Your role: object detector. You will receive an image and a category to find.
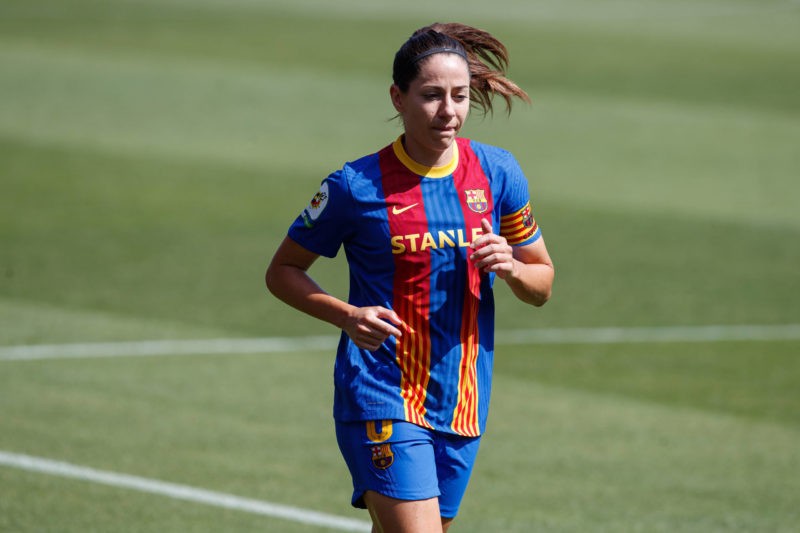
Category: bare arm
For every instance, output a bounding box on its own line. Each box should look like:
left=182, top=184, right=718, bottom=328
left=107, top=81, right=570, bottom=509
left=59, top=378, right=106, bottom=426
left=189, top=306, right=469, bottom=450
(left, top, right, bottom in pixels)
left=265, top=236, right=404, bottom=350
left=469, top=218, right=554, bottom=306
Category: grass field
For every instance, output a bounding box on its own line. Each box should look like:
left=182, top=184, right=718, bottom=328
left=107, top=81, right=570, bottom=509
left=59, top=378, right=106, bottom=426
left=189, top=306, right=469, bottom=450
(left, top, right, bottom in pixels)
left=1, top=0, right=799, bottom=531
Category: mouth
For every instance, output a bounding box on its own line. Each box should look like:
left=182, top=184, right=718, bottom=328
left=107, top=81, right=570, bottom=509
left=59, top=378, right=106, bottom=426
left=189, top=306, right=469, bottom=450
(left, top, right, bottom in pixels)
left=433, top=125, right=458, bottom=134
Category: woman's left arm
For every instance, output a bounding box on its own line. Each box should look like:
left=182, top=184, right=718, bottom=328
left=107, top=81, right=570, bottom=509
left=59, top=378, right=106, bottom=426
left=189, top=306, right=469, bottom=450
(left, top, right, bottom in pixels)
left=469, top=218, right=554, bottom=306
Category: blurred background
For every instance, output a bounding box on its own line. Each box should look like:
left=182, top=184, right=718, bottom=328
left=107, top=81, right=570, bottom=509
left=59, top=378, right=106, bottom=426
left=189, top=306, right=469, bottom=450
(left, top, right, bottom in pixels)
left=1, top=1, right=799, bottom=531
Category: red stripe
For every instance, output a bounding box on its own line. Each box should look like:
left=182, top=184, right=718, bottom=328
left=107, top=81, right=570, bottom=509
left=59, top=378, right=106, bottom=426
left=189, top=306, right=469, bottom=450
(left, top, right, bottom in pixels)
left=451, top=138, right=492, bottom=436
left=379, top=146, right=432, bottom=429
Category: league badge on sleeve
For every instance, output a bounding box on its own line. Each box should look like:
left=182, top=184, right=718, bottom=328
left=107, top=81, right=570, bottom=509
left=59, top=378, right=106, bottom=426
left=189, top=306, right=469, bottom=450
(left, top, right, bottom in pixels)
left=301, top=181, right=330, bottom=228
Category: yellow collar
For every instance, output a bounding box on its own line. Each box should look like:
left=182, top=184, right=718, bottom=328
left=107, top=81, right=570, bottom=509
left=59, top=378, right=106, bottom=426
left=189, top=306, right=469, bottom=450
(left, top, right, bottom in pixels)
left=392, top=136, right=459, bottom=178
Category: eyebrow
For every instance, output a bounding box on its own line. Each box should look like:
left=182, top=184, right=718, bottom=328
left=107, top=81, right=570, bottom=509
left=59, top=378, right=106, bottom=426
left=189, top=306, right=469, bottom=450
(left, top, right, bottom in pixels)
left=419, top=84, right=470, bottom=91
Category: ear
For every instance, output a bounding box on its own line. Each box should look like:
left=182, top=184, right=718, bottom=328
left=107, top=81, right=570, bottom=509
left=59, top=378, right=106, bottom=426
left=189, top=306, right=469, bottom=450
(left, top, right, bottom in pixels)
left=389, top=84, right=404, bottom=114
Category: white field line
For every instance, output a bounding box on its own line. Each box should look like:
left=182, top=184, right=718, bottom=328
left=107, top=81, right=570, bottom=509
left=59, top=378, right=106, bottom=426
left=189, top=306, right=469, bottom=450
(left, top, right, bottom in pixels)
left=1, top=325, right=799, bottom=362
left=0, top=451, right=371, bottom=532
left=498, top=324, right=800, bottom=345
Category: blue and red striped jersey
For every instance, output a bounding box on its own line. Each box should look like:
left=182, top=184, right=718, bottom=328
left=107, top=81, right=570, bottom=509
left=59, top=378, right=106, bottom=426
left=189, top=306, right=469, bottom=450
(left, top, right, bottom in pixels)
left=288, top=137, right=541, bottom=436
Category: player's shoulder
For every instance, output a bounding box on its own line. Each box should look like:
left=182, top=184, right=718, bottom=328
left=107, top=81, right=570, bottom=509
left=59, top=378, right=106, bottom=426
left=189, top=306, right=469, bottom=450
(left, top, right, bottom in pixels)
left=329, top=148, right=384, bottom=189
left=460, top=138, right=522, bottom=177
left=344, top=143, right=390, bottom=178
left=461, top=138, right=513, bottom=159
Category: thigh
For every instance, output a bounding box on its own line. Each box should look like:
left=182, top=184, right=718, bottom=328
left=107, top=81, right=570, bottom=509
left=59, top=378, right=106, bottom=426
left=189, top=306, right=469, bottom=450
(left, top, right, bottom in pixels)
left=363, top=491, right=443, bottom=533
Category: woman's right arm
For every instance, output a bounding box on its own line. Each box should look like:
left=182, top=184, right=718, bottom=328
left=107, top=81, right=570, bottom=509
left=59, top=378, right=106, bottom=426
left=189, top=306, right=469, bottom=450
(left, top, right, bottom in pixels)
left=265, top=236, right=403, bottom=351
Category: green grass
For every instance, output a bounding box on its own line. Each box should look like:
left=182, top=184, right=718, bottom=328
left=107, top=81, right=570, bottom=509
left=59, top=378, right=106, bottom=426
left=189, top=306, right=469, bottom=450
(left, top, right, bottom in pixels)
left=1, top=0, right=799, bottom=531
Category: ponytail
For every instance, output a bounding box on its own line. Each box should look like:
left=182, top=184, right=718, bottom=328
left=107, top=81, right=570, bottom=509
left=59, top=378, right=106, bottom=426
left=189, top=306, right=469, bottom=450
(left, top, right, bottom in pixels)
left=393, top=22, right=530, bottom=115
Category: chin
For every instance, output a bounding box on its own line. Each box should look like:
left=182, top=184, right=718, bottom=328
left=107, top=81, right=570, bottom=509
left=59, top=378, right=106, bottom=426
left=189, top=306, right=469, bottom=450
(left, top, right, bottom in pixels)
left=431, top=131, right=457, bottom=145
left=428, top=139, right=454, bottom=154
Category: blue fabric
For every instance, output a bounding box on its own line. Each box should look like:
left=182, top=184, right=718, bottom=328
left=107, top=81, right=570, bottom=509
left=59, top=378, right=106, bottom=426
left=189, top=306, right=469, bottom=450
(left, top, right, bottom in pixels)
left=335, top=419, right=481, bottom=518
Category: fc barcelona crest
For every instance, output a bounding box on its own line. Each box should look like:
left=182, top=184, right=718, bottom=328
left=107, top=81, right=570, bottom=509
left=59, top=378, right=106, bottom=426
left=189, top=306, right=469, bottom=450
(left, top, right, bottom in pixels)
left=371, top=444, right=394, bottom=470
left=465, top=189, right=488, bottom=213
left=522, top=205, right=534, bottom=228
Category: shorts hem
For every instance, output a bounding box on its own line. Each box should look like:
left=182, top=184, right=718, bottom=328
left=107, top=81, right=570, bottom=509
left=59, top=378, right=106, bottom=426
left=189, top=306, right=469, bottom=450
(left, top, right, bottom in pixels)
left=351, top=487, right=441, bottom=509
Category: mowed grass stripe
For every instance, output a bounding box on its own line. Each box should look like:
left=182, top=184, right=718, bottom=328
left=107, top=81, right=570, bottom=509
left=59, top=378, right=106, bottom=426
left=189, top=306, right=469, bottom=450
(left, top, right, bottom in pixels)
left=2, top=42, right=798, bottom=229
left=0, top=42, right=389, bottom=173
left=464, top=372, right=800, bottom=532
left=0, top=297, right=234, bottom=346
left=496, top=340, right=800, bottom=429
left=111, top=0, right=800, bottom=26
left=3, top=2, right=798, bottom=115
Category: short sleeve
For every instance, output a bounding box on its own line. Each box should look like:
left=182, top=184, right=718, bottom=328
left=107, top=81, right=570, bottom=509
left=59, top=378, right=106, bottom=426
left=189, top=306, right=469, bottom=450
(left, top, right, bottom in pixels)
left=287, top=169, right=355, bottom=258
left=496, top=152, right=541, bottom=247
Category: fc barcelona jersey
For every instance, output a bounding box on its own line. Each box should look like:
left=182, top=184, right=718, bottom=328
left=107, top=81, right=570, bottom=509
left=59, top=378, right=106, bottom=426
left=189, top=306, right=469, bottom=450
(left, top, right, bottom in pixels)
left=288, top=137, right=541, bottom=437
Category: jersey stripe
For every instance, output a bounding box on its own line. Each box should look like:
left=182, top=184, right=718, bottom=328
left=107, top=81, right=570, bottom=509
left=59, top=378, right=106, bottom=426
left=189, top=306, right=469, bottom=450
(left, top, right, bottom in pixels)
left=380, top=146, right=433, bottom=429
left=452, top=273, right=481, bottom=436
left=450, top=139, right=493, bottom=436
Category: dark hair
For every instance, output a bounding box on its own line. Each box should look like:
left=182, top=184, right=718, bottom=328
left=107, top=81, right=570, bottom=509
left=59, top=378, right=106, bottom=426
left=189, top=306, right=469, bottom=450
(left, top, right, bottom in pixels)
left=392, top=22, right=530, bottom=115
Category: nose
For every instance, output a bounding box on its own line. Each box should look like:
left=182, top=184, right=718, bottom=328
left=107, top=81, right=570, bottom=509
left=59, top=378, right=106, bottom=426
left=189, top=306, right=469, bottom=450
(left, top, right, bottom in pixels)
left=439, top=95, right=456, bottom=118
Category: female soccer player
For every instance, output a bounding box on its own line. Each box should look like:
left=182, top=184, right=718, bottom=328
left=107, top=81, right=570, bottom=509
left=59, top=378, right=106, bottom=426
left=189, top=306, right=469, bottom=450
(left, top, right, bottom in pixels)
left=266, top=22, right=554, bottom=533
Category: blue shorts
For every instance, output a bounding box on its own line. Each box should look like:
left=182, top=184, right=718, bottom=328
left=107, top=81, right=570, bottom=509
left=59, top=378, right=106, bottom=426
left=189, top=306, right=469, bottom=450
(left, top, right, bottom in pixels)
left=335, top=419, right=481, bottom=519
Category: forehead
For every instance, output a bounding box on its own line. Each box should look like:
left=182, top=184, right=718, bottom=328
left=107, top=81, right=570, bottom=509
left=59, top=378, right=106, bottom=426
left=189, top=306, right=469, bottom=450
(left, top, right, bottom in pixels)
left=413, top=53, right=470, bottom=86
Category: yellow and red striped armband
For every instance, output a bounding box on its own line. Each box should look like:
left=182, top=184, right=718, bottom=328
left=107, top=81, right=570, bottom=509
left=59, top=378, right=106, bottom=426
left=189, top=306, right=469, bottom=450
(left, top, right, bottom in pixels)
left=500, top=202, right=540, bottom=246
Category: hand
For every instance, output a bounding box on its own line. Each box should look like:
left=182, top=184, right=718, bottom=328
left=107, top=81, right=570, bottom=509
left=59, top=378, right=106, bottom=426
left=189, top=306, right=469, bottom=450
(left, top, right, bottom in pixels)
left=469, top=218, right=516, bottom=279
left=342, top=306, right=404, bottom=351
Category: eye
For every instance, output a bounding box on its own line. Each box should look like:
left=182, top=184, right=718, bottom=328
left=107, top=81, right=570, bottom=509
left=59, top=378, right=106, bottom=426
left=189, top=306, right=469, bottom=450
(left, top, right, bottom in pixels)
left=453, top=94, right=469, bottom=102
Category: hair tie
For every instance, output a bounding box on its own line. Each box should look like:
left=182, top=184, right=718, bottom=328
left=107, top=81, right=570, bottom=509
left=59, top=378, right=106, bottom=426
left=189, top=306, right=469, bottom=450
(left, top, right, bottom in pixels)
left=412, top=46, right=468, bottom=64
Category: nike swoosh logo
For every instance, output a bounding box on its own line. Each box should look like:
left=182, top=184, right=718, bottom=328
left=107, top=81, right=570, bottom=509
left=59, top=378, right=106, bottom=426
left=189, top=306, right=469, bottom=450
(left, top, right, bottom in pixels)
left=392, top=203, right=418, bottom=215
